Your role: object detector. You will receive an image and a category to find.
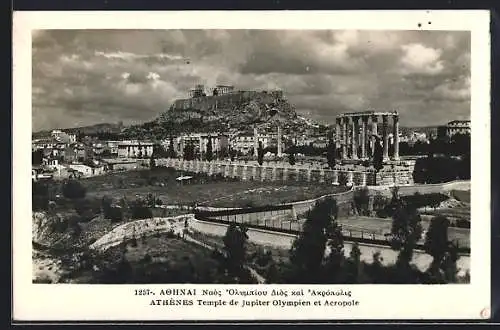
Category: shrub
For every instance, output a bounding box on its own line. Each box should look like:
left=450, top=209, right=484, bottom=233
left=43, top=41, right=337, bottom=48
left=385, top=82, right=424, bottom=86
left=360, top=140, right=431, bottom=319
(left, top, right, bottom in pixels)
left=130, top=199, right=153, bottom=219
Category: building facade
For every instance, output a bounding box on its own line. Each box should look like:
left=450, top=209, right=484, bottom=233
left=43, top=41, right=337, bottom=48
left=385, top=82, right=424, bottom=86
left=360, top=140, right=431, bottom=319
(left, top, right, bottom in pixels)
left=446, top=120, right=471, bottom=137
left=117, top=140, right=155, bottom=158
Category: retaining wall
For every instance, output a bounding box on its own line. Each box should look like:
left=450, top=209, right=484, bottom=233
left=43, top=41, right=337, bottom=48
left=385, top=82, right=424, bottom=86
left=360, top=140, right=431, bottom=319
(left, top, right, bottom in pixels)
left=156, top=158, right=413, bottom=186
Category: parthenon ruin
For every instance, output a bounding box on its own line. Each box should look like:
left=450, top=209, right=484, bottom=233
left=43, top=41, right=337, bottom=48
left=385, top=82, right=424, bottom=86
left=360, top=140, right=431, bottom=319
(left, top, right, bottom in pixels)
left=336, top=111, right=400, bottom=162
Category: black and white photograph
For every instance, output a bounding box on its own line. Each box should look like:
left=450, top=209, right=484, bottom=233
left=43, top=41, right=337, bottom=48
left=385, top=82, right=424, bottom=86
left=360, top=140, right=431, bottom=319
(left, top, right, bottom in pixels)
left=14, top=10, right=491, bottom=321
left=30, top=27, right=474, bottom=285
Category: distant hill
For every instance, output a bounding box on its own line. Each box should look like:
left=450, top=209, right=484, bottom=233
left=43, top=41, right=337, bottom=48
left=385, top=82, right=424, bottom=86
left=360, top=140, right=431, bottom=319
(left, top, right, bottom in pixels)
left=121, top=89, right=320, bottom=140
left=33, top=122, right=124, bottom=139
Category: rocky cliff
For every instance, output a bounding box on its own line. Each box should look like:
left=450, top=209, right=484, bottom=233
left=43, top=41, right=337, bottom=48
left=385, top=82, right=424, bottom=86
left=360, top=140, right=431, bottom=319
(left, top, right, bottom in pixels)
left=122, top=90, right=311, bottom=139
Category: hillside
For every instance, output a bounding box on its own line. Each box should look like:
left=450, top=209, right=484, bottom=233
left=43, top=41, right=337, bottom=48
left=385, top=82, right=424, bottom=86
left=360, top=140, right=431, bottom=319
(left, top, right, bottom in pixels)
left=33, top=122, right=124, bottom=139
left=121, top=90, right=315, bottom=139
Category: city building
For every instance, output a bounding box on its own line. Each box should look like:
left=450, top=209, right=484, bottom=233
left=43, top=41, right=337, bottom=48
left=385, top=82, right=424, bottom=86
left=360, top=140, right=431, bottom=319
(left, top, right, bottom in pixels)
left=446, top=120, right=471, bottom=137
left=51, top=129, right=77, bottom=144
left=117, top=140, right=155, bottom=158
left=177, top=133, right=230, bottom=157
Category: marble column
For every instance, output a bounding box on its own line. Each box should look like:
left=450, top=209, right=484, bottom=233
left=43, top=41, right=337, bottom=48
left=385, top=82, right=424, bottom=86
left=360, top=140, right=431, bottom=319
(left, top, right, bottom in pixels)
left=361, top=116, right=368, bottom=159
left=242, top=165, right=248, bottom=180
left=393, top=115, right=400, bottom=160
left=371, top=115, right=378, bottom=157
left=362, top=172, right=367, bottom=186
left=333, top=170, right=339, bottom=185
left=342, top=117, right=348, bottom=160
left=283, top=167, right=288, bottom=181
left=351, top=117, right=358, bottom=160
left=382, top=115, right=389, bottom=161
left=348, top=171, right=354, bottom=185
left=335, top=118, right=341, bottom=148
left=253, top=126, right=258, bottom=157
left=277, top=125, right=282, bottom=157
left=232, top=164, right=238, bottom=178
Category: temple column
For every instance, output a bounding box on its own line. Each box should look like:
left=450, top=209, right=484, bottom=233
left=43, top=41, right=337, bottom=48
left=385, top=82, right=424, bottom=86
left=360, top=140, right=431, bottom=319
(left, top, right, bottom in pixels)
left=335, top=118, right=341, bottom=149
left=393, top=114, right=400, bottom=160
left=277, top=125, right=282, bottom=157
left=371, top=115, right=378, bottom=157
left=283, top=167, right=288, bottom=181
left=361, top=116, right=368, bottom=159
left=351, top=117, right=358, bottom=160
left=242, top=165, right=248, bottom=180
left=253, top=126, right=258, bottom=157
left=342, top=117, right=348, bottom=160
left=382, top=115, right=389, bottom=161
left=348, top=171, right=354, bottom=185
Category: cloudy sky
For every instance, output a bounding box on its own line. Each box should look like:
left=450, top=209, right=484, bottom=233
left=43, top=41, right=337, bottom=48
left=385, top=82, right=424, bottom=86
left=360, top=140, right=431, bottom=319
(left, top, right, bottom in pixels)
left=32, top=29, right=470, bottom=131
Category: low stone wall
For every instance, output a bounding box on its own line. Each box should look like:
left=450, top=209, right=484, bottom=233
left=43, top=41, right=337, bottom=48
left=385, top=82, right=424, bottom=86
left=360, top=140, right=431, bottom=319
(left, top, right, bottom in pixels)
left=367, top=180, right=471, bottom=198
left=89, top=215, right=192, bottom=251
left=155, top=158, right=413, bottom=186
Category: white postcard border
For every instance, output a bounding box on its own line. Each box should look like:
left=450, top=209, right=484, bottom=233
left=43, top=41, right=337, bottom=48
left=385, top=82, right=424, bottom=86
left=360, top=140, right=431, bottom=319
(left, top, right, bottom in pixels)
left=13, top=10, right=491, bottom=321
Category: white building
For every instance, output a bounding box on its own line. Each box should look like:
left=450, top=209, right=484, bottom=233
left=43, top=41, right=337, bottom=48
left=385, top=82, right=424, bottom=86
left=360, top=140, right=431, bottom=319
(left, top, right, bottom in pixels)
left=446, top=120, right=471, bottom=137
left=177, top=133, right=229, bottom=157
left=117, top=140, right=155, bottom=158
left=230, top=133, right=271, bottom=155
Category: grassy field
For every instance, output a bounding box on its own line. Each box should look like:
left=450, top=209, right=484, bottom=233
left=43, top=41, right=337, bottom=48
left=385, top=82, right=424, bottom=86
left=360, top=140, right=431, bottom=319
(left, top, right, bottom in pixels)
left=81, top=167, right=348, bottom=208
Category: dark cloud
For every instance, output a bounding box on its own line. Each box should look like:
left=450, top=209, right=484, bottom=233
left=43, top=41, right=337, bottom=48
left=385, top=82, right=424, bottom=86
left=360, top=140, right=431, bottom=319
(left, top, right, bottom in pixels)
left=32, top=29, right=470, bottom=131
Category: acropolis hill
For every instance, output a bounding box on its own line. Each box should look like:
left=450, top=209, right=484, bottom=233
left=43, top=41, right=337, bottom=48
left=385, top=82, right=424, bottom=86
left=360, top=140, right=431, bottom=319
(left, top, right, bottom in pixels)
left=155, top=84, right=300, bottom=134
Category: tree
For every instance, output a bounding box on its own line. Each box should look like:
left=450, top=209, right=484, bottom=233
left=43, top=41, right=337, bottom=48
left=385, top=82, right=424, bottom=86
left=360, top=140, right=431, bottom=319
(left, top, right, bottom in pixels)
left=167, top=136, right=176, bottom=158
left=289, top=198, right=338, bottom=283
left=345, top=243, right=362, bottom=283
left=62, top=179, right=86, bottom=199
left=326, top=137, right=336, bottom=169
left=424, top=215, right=450, bottom=273
left=442, top=242, right=460, bottom=283
left=322, top=207, right=345, bottom=283
left=222, top=223, right=249, bottom=279
left=183, top=142, right=195, bottom=161
left=149, top=153, right=156, bottom=169
left=288, top=145, right=296, bottom=166
left=206, top=136, right=213, bottom=162
left=372, top=136, right=384, bottom=172
left=389, top=195, right=423, bottom=282
left=32, top=150, right=44, bottom=165
left=257, top=141, right=264, bottom=166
